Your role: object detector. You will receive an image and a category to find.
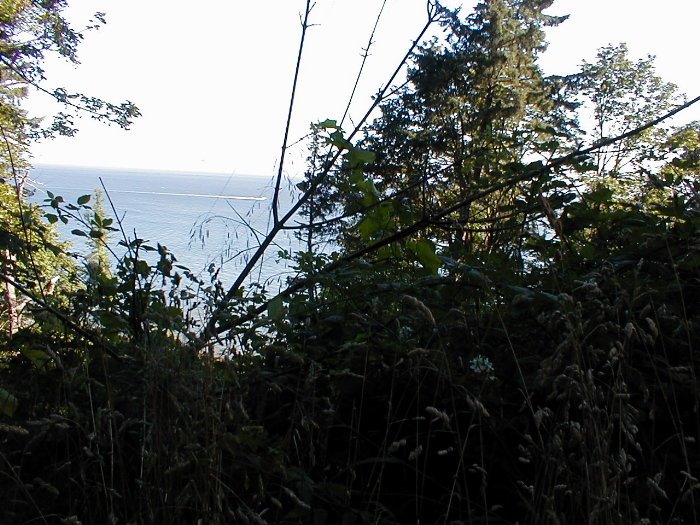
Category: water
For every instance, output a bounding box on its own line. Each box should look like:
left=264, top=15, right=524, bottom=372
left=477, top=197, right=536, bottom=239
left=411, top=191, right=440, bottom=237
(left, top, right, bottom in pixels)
left=27, top=165, right=305, bottom=290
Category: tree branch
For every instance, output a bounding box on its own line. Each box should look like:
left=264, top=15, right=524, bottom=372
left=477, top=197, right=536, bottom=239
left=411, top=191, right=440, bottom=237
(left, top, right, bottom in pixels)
left=196, top=4, right=444, bottom=346
left=272, top=0, right=314, bottom=225
left=205, top=93, right=700, bottom=340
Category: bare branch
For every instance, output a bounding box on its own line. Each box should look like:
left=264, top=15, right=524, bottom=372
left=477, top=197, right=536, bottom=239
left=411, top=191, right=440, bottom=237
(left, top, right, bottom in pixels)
left=339, top=0, right=389, bottom=128
left=272, top=0, right=314, bottom=225
left=197, top=5, right=443, bottom=346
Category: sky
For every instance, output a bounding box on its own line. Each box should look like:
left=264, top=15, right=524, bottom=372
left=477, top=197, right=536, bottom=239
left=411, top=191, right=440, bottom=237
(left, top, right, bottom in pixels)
left=24, top=0, right=700, bottom=176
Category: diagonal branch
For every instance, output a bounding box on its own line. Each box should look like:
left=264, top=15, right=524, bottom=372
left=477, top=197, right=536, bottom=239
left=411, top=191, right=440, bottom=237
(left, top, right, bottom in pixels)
left=204, top=93, right=700, bottom=340
left=197, top=2, right=445, bottom=345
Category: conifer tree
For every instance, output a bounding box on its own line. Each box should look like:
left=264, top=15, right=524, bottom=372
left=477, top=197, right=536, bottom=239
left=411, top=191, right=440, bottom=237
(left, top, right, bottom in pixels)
left=85, top=188, right=112, bottom=279
left=354, top=0, right=571, bottom=263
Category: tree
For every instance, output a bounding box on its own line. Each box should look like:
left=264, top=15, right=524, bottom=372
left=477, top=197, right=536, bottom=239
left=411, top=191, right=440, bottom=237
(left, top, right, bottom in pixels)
left=569, top=44, right=682, bottom=200
left=84, top=188, right=112, bottom=278
left=0, top=0, right=139, bottom=334
left=0, top=180, right=75, bottom=334
left=647, top=121, right=700, bottom=212
left=349, top=0, right=572, bottom=266
left=0, top=0, right=139, bottom=139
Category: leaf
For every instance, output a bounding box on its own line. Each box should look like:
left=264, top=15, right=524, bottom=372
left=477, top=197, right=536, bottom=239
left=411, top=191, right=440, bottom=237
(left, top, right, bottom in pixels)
left=77, top=194, right=91, bottom=205
left=0, top=387, right=18, bottom=417
left=267, top=296, right=284, bottom=320
left=317, top=119, right=338, bottom=129
left=354, top=178, right=379, bottom=201
left=45, top=213, right=58, bottom=224
left=585, top=186, right=614, bottom=205
left=346, top=146, right=376, bottom=168
left=20, top=347, right=51, bottom=368
left=135, top=260, right=151, bottom=276
left=408, top=239, right=441, bottom=274
left=70, top=229, right=88, bottom=237
left=357, top=216, right=379, bottom=240
left=328, top=130, right=349, bottom=150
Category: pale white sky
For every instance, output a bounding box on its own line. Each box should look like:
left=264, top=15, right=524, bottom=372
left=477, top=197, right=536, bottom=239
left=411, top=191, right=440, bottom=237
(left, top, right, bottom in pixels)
left=25, top=0, right=700, bottom=176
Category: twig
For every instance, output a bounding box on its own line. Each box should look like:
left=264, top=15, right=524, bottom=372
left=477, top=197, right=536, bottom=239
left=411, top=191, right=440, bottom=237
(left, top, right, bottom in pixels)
left=0, top=56, right=138, bottom=129
left=272, top=0, right=314, bottom=225
left=338, top=0, right=389, bottom=129
left=0, top=125, right=50, bottom=305
left=99, top=177, right=132, bottom=254
left=281, top=165, right=450, bottom=231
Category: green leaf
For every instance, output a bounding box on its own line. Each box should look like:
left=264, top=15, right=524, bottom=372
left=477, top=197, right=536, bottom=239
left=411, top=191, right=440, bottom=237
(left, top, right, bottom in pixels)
left=267, top=296, right=284, bottom=320
left=0, top=387, right=18, bottom=417
left=346, top=146, right=376, bottom=168
left=354, top=178, right=379, bottom=200
left=408, top=239, right=441, bottom=274
left=20, top=347, right=51, bottom=368
left=328, top=130, right=349, bottom=150
left=317, top=119, right=338, bottom=129
left=77, top=194, right=91, bottom=205
left=135, top=260, right=151, bottom=276
left=358, top=216, right=379, bottom=240
left=45, top=213, right=58, bottom=224
left=585, top=186, right=614, bottom=205
left=71, top=229, right=88, bottom=237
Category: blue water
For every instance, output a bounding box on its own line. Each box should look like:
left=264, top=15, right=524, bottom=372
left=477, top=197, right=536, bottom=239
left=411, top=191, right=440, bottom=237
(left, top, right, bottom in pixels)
left=28, top=165, right=305, bottom=289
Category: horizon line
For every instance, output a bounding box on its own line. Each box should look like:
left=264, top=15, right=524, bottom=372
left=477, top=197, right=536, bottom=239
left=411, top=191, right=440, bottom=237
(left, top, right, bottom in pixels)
left=31, top=162, right=276, bottom=178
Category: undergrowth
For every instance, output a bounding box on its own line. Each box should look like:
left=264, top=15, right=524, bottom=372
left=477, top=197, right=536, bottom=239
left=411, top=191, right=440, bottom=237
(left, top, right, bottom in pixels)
left=1, top=203, right=699, bottom=524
